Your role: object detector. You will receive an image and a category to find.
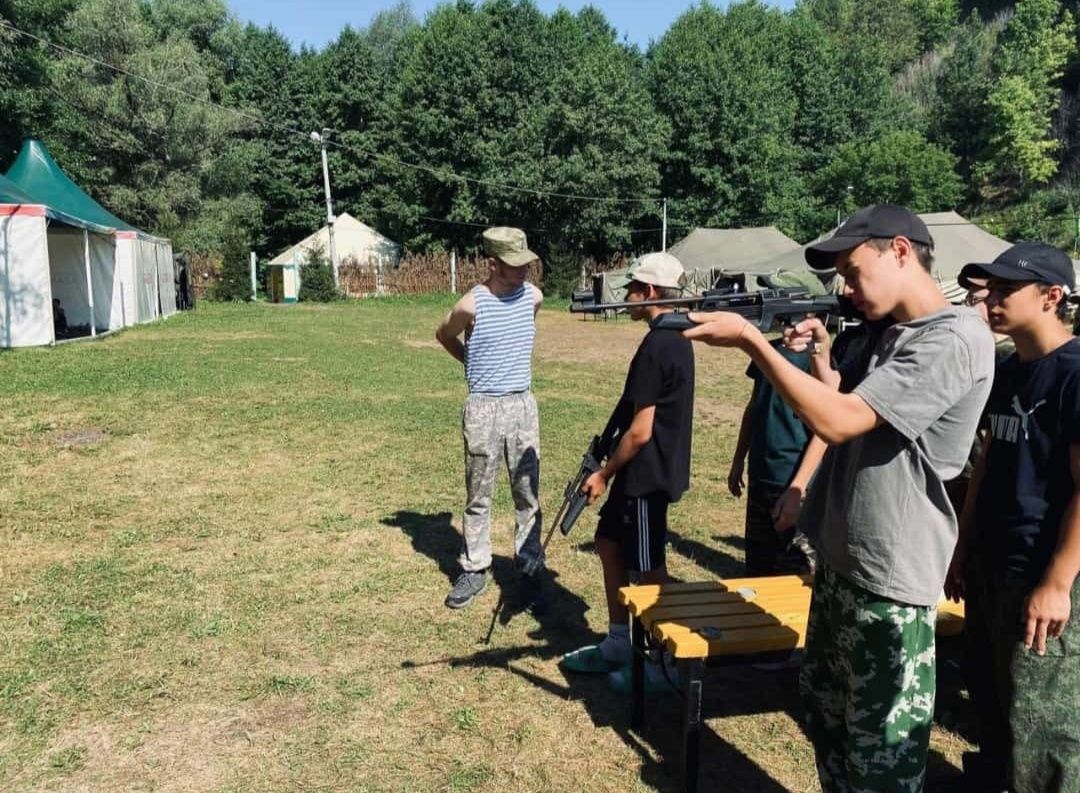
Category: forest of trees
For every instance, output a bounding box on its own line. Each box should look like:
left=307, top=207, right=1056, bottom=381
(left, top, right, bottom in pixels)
left=2, top=0, right=1080, bottom=274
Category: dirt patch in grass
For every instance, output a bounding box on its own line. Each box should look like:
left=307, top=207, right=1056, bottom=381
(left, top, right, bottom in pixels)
left=30, top=700, right=308, bottom=793
left=49, top=427, right=108, bottom=448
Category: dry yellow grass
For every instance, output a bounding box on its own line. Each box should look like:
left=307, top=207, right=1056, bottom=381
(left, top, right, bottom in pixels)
left=0, top=299, right=973, bottom=792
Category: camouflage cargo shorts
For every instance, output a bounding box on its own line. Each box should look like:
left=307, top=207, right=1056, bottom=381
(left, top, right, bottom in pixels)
left=799, top=563, right=937, bottom=793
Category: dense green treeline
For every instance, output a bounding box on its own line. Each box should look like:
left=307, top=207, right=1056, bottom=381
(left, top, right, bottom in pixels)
left=2, top=0, right=1080, bottom=264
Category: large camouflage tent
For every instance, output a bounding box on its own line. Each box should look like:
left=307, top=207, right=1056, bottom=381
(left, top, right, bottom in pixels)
left=748, top=211, right=1046, bottom=302
left=593, top=225, right=801, bottom=304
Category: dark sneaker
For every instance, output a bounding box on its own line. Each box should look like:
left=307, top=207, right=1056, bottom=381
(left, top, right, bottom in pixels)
left=520, top=571, right=548, bottom=615
left=445, top=570, right=487, bottom=609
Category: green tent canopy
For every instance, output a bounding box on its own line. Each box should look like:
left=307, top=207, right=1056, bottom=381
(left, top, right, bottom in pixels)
left=5, top=140, right=139, bottom=233
left=0, top=173, right=38, bottom=205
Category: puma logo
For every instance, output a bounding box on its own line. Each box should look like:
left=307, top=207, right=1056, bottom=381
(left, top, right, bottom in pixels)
left=1011, top=396, right=1046, bottom=440
left=988, top=397, right=1046, bottom=443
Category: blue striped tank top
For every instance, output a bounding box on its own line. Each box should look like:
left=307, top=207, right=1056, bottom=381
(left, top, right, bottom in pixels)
left=465, top=284, right=536, bottom=395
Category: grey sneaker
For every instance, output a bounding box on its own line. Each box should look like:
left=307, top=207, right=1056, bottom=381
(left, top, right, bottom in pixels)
left=445, top=570, right=487, bottom=609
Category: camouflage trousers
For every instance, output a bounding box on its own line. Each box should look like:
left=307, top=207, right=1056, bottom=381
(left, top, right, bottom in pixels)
left=800, top=563, right=937, bottom=793
left=964, top=552, right=1080, bottom=793
left=459, top=392, right=543, bottom=573
left=744, top=482, right=817, bottom=576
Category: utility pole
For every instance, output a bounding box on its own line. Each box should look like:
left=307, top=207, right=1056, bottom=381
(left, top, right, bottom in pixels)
left=310, top=128, right=339, bottom=288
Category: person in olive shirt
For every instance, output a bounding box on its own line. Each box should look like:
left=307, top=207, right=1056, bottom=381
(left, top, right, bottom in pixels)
left=729, top=340, right=818, bottom=575
left=559, top=253, right=695, bottom=689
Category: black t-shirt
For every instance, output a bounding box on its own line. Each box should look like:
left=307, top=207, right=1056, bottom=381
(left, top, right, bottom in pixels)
left=975, top=337, right=1080, bottom=581
left=613, top=325, right=695, bottom=501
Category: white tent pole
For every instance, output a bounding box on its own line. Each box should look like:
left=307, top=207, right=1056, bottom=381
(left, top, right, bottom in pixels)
left=153, top=244, right=161, bottom=318
left=84, top=229, right=96, bottom=337
left=450, top=249, right=457, bottom=293
left=250, top=251, right=257, bottom=301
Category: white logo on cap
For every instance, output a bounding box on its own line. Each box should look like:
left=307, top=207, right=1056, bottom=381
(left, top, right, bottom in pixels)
left=1017, top=259, right=1030, bottom=268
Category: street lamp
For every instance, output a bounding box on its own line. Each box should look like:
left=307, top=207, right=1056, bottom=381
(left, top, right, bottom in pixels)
left=310, top=128, right=339, bottom=288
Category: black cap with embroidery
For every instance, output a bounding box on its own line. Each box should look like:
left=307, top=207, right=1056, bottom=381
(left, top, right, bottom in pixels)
left=958, top=241, right=1075, bottom=296
left=805, top=204, right=934, bottom=270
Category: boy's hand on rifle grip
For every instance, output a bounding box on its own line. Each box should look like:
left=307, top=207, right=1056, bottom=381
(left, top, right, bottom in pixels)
left=783, top=317, right=828, bottom=354
left=581, top=471, right=609, bottom=505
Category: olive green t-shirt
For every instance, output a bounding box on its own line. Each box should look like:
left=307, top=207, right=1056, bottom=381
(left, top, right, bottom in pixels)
left=799, top=308, right=995, bottom=606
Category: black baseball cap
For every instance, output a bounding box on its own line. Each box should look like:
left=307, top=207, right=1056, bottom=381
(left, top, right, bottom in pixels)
left=805, top=204, right=934, bottom=270
left=958, top=241, right=1075, bottom=295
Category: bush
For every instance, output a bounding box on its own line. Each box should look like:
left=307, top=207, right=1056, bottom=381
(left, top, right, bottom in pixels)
left=298, top=242, right=341, bottom=302
left=213, top=231, right=251, bottom=302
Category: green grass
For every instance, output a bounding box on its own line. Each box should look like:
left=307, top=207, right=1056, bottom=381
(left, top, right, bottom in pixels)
left=0, top=300, right=970, bottom=792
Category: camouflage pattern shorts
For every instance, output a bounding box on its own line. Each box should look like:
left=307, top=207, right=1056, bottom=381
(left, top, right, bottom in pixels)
left=800, top=563, right=937, bottom=793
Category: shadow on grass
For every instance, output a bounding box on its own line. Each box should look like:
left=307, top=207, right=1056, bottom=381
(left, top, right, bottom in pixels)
left=382, top=509, right=593, bottom=655
left=666, top=528, right=745, bottom=579
left=386, top=510, right=967, bottom=791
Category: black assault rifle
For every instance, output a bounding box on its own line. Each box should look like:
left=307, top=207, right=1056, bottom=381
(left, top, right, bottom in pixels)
left=540, top=401, right=631, bottom=553
left=571, top=285, right=861, bottom=332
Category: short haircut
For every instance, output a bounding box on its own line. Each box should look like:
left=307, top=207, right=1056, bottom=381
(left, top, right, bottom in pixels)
left=655, top=285, right=683, bottom=300
left=1039, top=284, right=1072, bottom=322
left=866, top=236, right=934, bottom=273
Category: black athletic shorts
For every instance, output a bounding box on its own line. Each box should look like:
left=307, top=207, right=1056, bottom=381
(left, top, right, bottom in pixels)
left=595, top=489, right=669, bottom=573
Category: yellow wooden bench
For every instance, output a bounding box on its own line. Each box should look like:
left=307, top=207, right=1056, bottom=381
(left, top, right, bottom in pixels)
left=618, top=574, right=965, bottom=793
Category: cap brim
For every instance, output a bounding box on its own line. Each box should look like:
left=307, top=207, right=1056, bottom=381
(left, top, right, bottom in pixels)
left=957, top=261, right=1034, bottom=290
left=495, top=249, right=539, bottom=267
left=804, top=235, right=868, bottom=270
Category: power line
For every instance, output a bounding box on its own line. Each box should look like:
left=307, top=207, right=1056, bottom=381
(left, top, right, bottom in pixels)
left=0, top=18, right=662, bottom=206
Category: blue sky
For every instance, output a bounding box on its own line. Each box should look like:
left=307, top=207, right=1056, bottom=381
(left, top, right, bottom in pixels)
left=227, top=0, right=798, bottom=50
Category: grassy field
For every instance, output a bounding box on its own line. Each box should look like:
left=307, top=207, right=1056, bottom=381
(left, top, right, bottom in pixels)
left=0, top=299, right=973, bottom=792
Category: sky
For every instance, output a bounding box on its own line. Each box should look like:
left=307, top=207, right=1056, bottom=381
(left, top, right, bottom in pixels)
left=227, top=0, right=798, bottom=51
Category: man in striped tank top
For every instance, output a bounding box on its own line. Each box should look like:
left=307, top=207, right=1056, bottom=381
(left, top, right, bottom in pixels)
left=436, top=227, right=546, bottom=611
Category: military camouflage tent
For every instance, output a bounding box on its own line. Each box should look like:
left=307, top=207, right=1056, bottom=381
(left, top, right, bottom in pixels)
left=591, top=226, right=802, bottom=305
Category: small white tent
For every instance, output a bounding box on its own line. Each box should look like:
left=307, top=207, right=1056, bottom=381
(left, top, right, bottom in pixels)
left=268, top=213, right=400, bottom=301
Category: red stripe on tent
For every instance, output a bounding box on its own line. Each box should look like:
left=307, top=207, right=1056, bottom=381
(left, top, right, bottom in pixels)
left=0, top=204, right=46, bottom=217
left=116, top=231, right=138, bottom=239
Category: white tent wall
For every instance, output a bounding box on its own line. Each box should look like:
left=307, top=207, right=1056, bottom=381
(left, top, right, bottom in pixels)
left=88, top=233, right=115, bottom=331
left=134, top=238, right=158, bottom=322
left=154, top=240, right=177, bottom=316
left=47, top=227, right=92, bottom=327
left=0, top=212, right=53, bottom=348
left=114, top=235, right=137, bottom=328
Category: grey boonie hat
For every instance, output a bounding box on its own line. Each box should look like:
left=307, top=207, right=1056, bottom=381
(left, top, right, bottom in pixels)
left=482, top=226, right=539, bottom=267
left=612, top=252, right=687, bottom=290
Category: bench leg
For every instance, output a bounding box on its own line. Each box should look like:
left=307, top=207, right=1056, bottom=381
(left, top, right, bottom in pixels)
left=630, top=614, right=646, bottom=729
left=679, top=658, right=705, bottom=793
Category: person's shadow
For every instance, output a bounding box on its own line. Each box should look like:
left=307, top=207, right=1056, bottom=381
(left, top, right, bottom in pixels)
left=384, top=509, right=803, bottom=791
left=383, top=510, right=968, bottom=791
left=382, top=510, right=593, bottom=654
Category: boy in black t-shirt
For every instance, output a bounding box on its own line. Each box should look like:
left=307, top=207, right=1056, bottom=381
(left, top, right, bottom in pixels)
left=946, top=243, right=1080, bottom=793
left=559, top=253, right=695, bottom=687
